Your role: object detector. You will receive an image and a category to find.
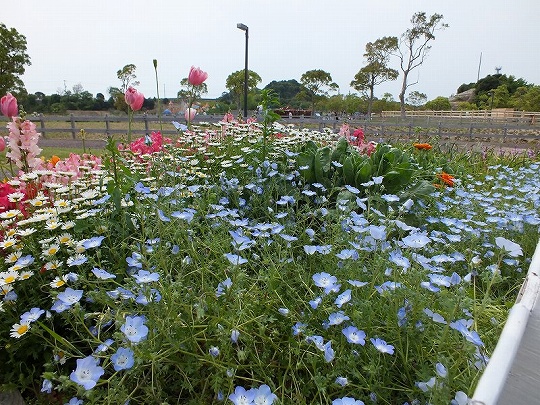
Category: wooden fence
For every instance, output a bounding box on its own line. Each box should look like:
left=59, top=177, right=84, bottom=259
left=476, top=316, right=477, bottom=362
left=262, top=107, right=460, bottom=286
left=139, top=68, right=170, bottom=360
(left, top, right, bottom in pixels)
left=26, top=113, right=540, bottom=146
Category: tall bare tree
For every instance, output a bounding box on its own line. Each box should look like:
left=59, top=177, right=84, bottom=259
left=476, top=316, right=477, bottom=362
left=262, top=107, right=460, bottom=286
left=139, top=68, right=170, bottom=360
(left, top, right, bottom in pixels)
left=394, top=12, right=447, bottom=117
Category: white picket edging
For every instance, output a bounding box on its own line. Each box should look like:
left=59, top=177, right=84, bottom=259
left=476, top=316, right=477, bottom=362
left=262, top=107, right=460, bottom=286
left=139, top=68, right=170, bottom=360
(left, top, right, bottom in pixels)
left=471, top=240, right=540, bottom=405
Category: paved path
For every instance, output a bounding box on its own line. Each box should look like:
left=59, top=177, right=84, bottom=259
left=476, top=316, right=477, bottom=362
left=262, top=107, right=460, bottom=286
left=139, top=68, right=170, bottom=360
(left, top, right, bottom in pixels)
left=497, top=294, right=540, bottom=404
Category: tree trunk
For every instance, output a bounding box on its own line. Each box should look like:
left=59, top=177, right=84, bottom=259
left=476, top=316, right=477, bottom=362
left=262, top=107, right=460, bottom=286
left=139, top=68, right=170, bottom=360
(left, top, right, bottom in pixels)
left=399, top=71, right=409, bottom=119
left=367, top=81, right=375, bottom=120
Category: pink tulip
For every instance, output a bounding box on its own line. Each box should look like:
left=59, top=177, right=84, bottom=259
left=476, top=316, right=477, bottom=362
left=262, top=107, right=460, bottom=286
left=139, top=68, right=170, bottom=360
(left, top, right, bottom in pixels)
left=185, top=108, right=197, bottom=122
left=1, top=93, right=18, bottom=118
left=0, top=137, right=5, bottom=152
left=124, top=87, right=145, bottom=111
left=188, top=66, right=208, bottom=86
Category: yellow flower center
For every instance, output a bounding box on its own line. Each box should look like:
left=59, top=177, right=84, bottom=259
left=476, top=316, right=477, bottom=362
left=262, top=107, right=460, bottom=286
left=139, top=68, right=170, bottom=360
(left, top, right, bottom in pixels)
left=17, top=324, right=29, bottom=335
left=5, top=276, right=16, bottom=284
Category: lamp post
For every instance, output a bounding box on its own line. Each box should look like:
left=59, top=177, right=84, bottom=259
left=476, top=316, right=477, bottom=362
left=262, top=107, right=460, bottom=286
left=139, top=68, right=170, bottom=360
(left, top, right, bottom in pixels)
left=237, top=23, right=249, bottom=119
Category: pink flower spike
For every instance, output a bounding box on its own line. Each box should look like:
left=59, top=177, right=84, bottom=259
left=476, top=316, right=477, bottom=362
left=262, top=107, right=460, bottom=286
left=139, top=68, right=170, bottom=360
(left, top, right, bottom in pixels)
left=124, top=87, right=145, bottom=111
left=188, top=66, right=208, bottom=86
left=1, top=93, right=18, bottom=118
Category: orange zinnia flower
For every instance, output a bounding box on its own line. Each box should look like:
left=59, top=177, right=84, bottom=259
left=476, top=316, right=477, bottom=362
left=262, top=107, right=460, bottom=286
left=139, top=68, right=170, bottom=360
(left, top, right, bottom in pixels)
left=50, top=155, right=61, bottom=167
left=413, top=143, right=432, bottom=150
left=437, top=172, right=455, bottom=187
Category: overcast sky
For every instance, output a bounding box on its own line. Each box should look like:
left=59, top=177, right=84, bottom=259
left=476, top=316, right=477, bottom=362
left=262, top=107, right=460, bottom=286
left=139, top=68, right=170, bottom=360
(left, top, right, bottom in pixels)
left=3, top=0, right=539, bottom=102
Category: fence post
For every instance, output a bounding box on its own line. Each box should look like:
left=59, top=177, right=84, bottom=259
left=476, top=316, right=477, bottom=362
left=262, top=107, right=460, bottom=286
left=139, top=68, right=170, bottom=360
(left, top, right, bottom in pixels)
left=503, top=123, right=508, bottom=143
left=39, top=114, right=46, bottom=139
left=105, top=115, right=110, bottom=137
left=70, top=114, right=76, bottom=139
left=144, top=113, right=149, bottom=135
left=469, top=123, right=474, bottom=139
left=437, top=121, right=442, bottom=138
left=408, top=123, right=412, bottom=139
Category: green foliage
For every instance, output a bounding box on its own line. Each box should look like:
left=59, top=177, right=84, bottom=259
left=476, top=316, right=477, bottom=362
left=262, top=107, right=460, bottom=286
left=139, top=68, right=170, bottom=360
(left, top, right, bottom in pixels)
left=225, top=69, right=262, bottom=110
left=263, top=79, right=305, bottom=107
left=425, top=96, right=452, bottom=111
left=300, top=69, right=339, bottom=112
left=0, top=23, right=31, bottom=95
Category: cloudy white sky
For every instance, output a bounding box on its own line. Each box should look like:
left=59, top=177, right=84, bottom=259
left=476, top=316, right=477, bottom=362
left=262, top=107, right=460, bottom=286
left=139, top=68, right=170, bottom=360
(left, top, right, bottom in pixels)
left=3, top=0, right=539, bottom=102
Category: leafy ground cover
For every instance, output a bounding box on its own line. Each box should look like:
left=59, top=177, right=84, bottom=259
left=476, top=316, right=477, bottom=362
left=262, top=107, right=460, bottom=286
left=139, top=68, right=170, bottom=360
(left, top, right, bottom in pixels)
left=0, top=117, right=538, bottom=405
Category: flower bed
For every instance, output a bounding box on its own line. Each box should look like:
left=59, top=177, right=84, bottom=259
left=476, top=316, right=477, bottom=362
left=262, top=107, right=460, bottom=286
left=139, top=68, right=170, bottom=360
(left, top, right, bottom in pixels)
left=0, top=99, right=539, bottom=404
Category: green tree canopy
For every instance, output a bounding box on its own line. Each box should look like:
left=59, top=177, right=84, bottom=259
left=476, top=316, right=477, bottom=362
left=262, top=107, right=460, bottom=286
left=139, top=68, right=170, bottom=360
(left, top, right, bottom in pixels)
left=225, top=69, right=262, bottom=110
left=424, top=96, right=451, bottom=111
left=0, top=23, right=31, bottom=95
left=300, top=69, right=338, bottom=112
left=351, top=36, right=398, bottom=118
left=263, top=79, right=304, bottom=106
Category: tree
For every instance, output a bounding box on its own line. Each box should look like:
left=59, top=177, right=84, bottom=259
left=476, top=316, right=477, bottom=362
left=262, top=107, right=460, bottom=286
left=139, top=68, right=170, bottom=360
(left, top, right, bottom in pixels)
left=177, top=78, right=208, bottom=102
left=424, top=96, right=451, bottom=111
left=0, top=23, right=31, bottom=95
left=351, top=37, right=398, bottom=118
left=263, top=79, right=304, bottom=106
left=406, top=91, right=427, bottom=109
left=300, top=69, right=338, bottom=113
left=117, top=64, right=139, bottom=93
left=394, top=12, right=448, bottom=117
left=225, top=69, right=262, bottom=111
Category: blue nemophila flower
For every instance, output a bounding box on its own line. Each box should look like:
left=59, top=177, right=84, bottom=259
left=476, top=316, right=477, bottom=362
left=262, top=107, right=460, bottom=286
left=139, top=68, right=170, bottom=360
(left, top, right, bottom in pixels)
left=94, top=338, right=114, bottom=353
left=81, top=236, right=105, bottom=250
left=423, top=308, right=447, bottom=324
left=278, top=308, right=289, bottom=316
left=171, top=209, right=195, bottom=223
left=335, top=376, right=348, bottom=387
left=276, top=195, right=295, bottom=205
left=121, top=315, right=149, bottom=343
left=126, top=252, right=143, bottom=269
left=231, top=329, right=240, bottom=343
left=334, top=289, right=352, bottom=308
left=134, top=182, right=151, bottom=194
left=229, top=230, right=255, bottom=250
left=324, top=341, right=335, bottom=362
left=66, top=254, right=88, bottom=267
left=388, top=250, right=410, bottom=271
left=332, top=397, right=365, bottom=405
left=495, top=236, right=523, bottom=257
left=436, top=362, right=448, bottom=378
left=328, top=311, right=350, bottom=326
left=348, top=280, right=368, bottom=287
left=292, top=322, right=307, bottom=336
left=336, top=249, right=358, bottom=260
left=306, top=335, right=326, bottom=351
left=342, top=325, right=366, bottom=345
left=416, top=376, right=436, bottom=392
left=57, top=288, right=83, bottom=305
left=51, top=300, right=70, bottom=313
left=224, top=253, right=248, bottom=265
left=312, top=272, right=339, bottom=294
left=449, top=319, right=484, bottom=346
left=400, top=233, right=431, bottom=249
left=135, top=289, right=162, bottom=305
left=375, top=281, right=403, bottom=294
left=309, top=296, right=322, bottom=309
left=157, top=209, right=170, bottom=222
left=229, top=386, right=256, bottom=405
left=451, top=391, right=469, bottom=405
left=133, top=269, right=160, bottom=284
left=370, top=337, right=394, bottom=355
left=252, top=384, right=278, bottom=404
left=91, top=267, right=116, bottom=279
left=20, top=307, right=45, bottom=323
left=70, top=355, right=104, bottom=390
left=216, top=277, right=232, bottom=297
left=368, top=225, right=387, bottom=240
left=65, top=397, right=83, bottom=405
left=41, top=379, right=53, bottom=393
left=209, top=346, right=220, bottom=357
left=14, top=254, right=34, bottom=268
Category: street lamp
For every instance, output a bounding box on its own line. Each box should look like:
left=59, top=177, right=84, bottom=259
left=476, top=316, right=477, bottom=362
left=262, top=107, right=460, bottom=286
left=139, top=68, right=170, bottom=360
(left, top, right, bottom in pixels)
left=237, top=23, right=249, bottom=119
